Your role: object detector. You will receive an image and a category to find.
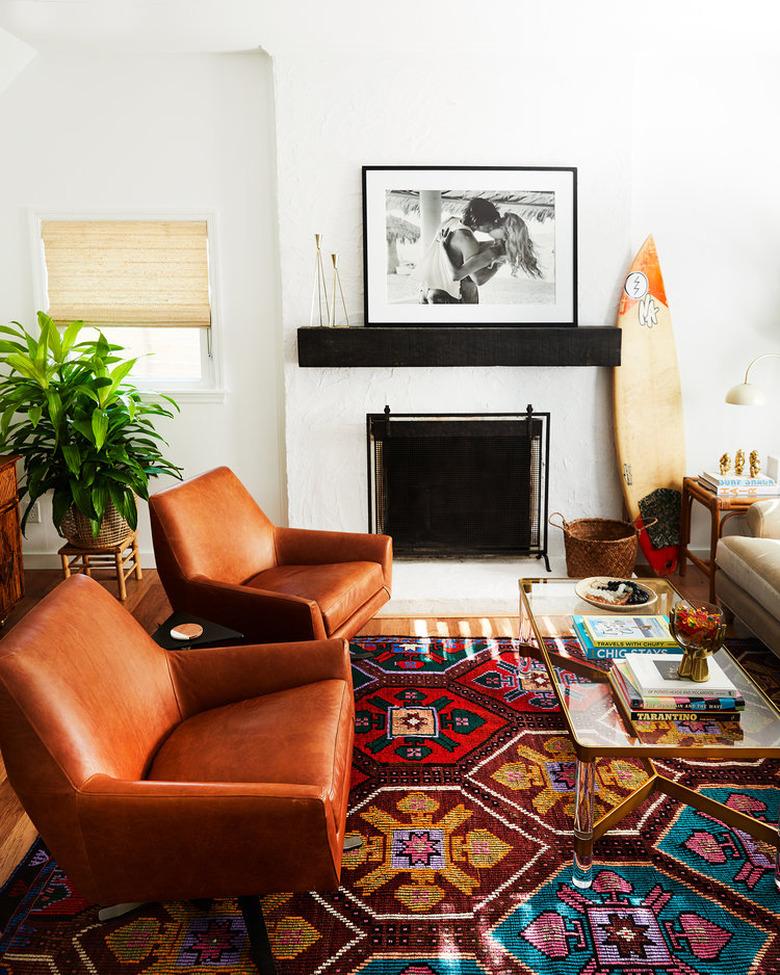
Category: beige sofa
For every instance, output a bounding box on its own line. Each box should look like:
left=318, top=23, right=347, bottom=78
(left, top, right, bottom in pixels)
left=716, top=499, right=780, bottom=655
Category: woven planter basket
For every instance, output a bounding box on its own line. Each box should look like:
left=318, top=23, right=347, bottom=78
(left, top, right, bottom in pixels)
left=549, top=512, right=644, bottom=579
left=60, top=500, right=133, bottom=549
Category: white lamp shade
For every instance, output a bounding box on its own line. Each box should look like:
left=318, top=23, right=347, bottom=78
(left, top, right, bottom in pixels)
left=725, top=382, right=766, bottom=406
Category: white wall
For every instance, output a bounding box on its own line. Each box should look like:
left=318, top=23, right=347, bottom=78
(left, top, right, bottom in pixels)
left=0, top=51, right=285, bottom=562
left=274, top=50, right=780, bottom=556
left=274, top=52, right=634, bottom=557
left=0, top=26, right=34, bottom=96
left=632, top=56, right=780, bottom=544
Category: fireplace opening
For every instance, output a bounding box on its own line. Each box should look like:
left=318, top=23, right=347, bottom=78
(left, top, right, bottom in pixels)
left=367, top=405, right=550, bottom=568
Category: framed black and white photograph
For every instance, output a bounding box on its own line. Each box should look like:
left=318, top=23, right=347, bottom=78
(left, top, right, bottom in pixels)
left=362, top=166, right=577, bottom=327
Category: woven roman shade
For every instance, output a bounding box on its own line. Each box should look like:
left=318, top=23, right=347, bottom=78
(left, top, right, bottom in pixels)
left=41, top=220, right=211, bottom=328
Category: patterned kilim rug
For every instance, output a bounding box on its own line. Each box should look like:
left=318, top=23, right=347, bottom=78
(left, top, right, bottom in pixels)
left=0, top=636, right=778, bottom=975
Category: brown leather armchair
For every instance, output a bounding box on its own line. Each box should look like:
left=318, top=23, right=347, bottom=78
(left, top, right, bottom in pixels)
left=0, top=575, right=355, bottom=973
left=150, top=466, right=392, bottom=644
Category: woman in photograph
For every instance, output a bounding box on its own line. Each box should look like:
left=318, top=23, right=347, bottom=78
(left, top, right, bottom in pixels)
left=418, top=198, right=541, bottom=304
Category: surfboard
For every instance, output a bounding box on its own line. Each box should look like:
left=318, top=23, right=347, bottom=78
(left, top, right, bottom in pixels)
left=613, top=236, right=685, bottom=576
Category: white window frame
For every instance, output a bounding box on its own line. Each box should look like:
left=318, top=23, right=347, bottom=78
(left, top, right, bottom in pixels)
left=30, top=209, right=225, bottom=403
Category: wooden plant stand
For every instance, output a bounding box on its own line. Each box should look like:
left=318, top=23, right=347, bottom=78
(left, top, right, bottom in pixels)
left=59, top=531, right=141, bottom=602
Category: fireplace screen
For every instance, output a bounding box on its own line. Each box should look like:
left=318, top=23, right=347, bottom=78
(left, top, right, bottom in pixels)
left=367, top=406, right=550, bottom=567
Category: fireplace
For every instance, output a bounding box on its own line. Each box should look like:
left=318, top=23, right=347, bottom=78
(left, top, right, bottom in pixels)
left=367, top=405, right=550, bottom=567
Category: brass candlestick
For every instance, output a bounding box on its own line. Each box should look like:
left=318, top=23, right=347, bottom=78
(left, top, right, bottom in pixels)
left=669, top=600, right=727, bottom=683
left=310, top=234, right=330, bottom=327
left=329, top=252, right=350, bottom=327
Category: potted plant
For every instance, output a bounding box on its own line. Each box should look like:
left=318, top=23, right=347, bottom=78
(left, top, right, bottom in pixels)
left=0, top=312, right=182, bottom=545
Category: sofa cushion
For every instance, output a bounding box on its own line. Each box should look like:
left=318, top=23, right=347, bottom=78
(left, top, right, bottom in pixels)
left=245, top=561, right=384, bottom=635
left=716, top=536, right=780, bottom=621
left=148, top=679, right=351, bottom=800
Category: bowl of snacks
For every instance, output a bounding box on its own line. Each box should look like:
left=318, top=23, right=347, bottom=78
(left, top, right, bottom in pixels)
left=669, top=600, right=727, bottom=682
left=574, top=577, right=657, bottom=612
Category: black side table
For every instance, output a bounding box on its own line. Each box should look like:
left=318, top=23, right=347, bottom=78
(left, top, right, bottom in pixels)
left=152, top=612, right=245, bottom=651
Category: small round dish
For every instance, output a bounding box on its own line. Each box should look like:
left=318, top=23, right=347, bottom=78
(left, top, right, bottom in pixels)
left=574, top=577, right=658, bottom=613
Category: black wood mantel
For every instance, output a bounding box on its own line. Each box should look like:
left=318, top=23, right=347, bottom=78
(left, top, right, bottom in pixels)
left=297, top=326, right=621, bottom=368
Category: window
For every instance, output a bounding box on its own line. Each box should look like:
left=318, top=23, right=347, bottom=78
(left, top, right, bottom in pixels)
left=37, top=217, right=220, bottom=392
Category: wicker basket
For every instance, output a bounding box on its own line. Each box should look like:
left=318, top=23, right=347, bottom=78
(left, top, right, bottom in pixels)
left=60, top=500, right=133, bottom=549
left=548, top=512, right=642, bottom=578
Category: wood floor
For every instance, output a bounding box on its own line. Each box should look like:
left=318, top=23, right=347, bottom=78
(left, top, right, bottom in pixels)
left=0, top=563, right=710, bottom=888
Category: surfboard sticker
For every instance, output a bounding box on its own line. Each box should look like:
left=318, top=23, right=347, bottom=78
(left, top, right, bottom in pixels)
left=624, top=271, right=648, bottom=299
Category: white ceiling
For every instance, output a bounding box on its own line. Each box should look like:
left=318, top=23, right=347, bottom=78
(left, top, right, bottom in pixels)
left=0, top=0, right=776, bottom=57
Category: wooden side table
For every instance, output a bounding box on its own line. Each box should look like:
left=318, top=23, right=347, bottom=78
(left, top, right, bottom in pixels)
left=0, top=455, right=24, bottom=625
left=679, top=476, right=762, bottom=601
left=59, top=531, right=142, bottom=602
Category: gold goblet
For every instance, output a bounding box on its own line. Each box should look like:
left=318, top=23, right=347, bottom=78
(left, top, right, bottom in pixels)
left=669, top=600, right=727, bottom=682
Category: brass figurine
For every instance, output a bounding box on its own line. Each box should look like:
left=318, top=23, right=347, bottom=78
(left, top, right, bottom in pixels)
left=750, top=450, right=761, bottom=479
left=719, top=453, right=731, bottom=476
left=734, top=448, right=745, bottom=476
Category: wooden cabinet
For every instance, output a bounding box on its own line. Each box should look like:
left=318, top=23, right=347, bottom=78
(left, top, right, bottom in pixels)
left=0, top=457, right=23, bottom=624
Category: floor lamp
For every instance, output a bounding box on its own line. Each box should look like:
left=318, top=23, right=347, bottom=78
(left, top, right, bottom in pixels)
left=724, top=353, right=780, bottom=405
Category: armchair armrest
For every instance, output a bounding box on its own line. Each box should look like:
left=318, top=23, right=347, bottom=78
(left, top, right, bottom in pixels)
left=180, top=574, right=328, bottom=641
left=746, top=499, right=780, bottom=539
left=275, top=526, right=392, bottom=589
left=168, top=637, right=352, bottom=717
left=78, top=775, right=340, bottom=902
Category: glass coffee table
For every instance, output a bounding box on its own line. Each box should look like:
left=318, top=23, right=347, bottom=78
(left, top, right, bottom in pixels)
left=519, top=577, right=780, bottom=890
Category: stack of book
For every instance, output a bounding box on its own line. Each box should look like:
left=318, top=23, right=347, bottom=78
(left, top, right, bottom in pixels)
left=697, top=471, right=779, bottom=497
left=612, top=653, right=744, bottom=722
left=572, top=614, right=677, bottom=660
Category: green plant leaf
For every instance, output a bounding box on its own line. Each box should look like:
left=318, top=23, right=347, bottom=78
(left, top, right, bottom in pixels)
left=45, top=389, right=63, bottom=429
left=0, top=405, right=17, bottom=439
left=52, top=488, right=72, bottom=529
left=91, top=408, right=108, bottom=450
left=60, top=320, right=84, bottom=356
left=72, top=417, right=96, bottom=443
left=46, top=316, right=63, bottom=360
left=0, top=339, right=28, bottom=354
left=61, top=443, right=81, bottom=476
left=5, top=353, right=41, bottom=383
left=91, top=482, right=107, bottom=522
left=69, top=478, right=95, bottom=518
left=106, top=358, right=137, bottom=396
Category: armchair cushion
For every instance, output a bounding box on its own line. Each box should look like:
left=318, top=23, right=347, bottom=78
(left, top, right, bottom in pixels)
left=746, top=498, right=780, bottom=540
left=149, top=679, right=351, bottom=791
left=716, top=535, right=780, bottom=621
left=245, top=561, right=384, bottom=635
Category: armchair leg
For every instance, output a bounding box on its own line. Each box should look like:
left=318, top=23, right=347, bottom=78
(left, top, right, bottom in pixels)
left=238, top=896, right=276, bottom=975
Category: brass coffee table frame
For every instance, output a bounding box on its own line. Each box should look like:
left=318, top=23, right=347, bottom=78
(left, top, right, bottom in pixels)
left=518, top=577, right=780, bottom=891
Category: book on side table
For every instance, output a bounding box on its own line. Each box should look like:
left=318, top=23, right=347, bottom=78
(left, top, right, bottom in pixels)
left=697, top=471, right=779, bottom=497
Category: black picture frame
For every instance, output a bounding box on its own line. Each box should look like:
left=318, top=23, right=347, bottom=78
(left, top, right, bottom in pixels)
left=362, top=165, right=578, bottom=327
